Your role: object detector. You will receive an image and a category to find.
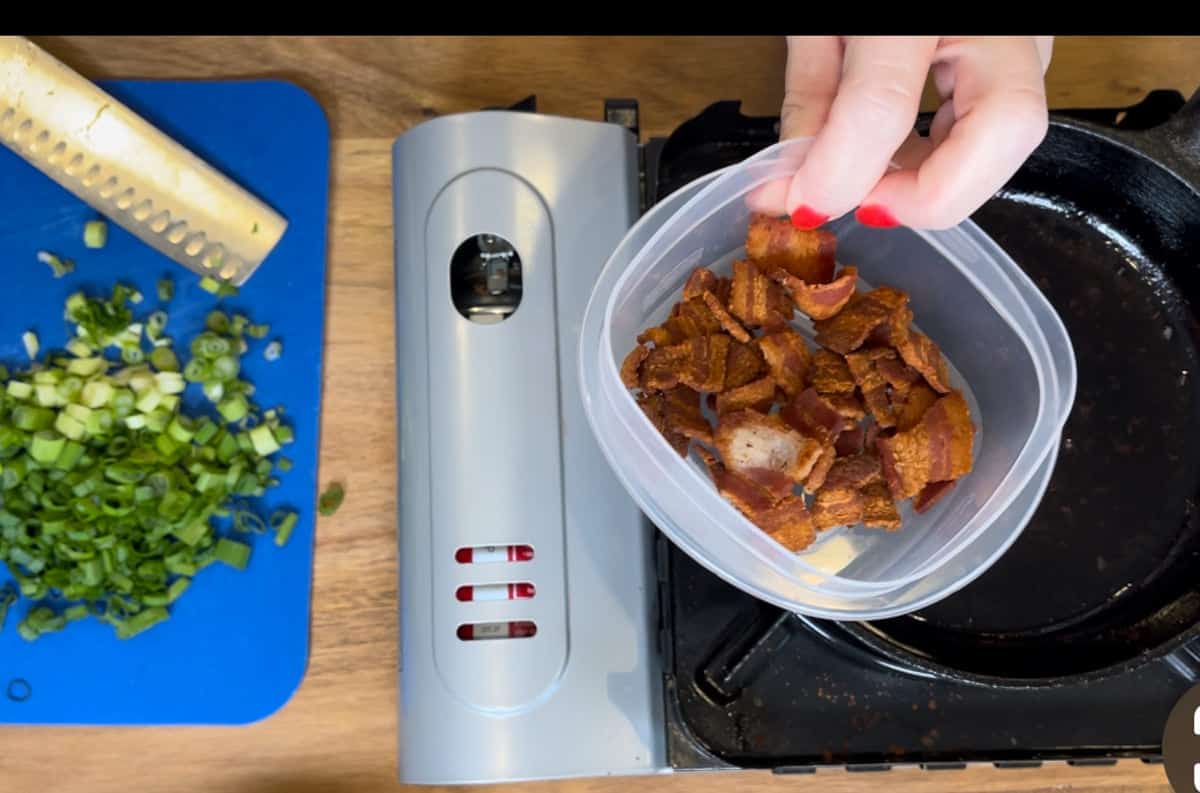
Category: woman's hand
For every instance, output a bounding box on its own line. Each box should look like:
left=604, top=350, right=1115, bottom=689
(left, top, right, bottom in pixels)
left=777, top=36, right=1053, bottom=230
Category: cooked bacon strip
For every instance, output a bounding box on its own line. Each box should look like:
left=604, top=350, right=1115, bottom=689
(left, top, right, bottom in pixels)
left=877, top=390, right=975, bottom=500
left=861, top=482, right=902, bottom=531
left=895, top=329, right=952, bottom=394
left=724, top=340, right=766, bottom=390
left=758, top=328, right=812, bottom=398
left=637, top=325, right=675, bottom=348
left=682, top=267, right=720, bottom=300
left=753, top=496, right=816, bottom=551
left=813, top=286, right=909, bottom=354
left=637, top=391, right=689, bottom=456
left=780, top=388, right=845, bottom=445
left=824, top=453, right=884, bottom=491
left=715, top=410, right=824, bottom=486
left=810, top=350, right=856, bottom=396
left=812, top=486, right=863, bottom=531
left=914, top=480, right=957, bottom=513
left=876, top=356, right=921, bottom=395
left=621, top=344, right=650, bottom=389
left=730, top=259, right=794, bottom=329
left=835, top=423, right=865, bottom=457
left=668, top=297, right=724, bottom=341
left=745, top=213, right=836, bottom=284
left=678, top=334, right=731, bottom=393
left=804, top=445, right=838, bottom=493
left=701, top=291, right=752, bottom=343
left=768, top=266, right=858, bottom=321
left=894, top=382, right=938, bottom=432
left=716, top=376, right=776, bottom=416
left=663, top=387, right=713, bottom=445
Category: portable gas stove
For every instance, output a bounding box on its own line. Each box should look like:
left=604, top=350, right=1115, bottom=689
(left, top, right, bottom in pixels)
left=393, top=90, right=1197, bottom=785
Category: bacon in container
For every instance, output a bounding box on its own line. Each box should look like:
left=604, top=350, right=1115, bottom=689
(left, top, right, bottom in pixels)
left=619, top=213, right=977, bottom=553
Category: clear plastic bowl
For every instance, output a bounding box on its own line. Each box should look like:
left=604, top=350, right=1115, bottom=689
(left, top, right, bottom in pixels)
left=579, top=138, right=1076, bottom=619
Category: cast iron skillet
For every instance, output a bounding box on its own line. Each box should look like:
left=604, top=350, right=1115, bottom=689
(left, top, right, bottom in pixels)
left=831, top=89, right=1200, bottom=684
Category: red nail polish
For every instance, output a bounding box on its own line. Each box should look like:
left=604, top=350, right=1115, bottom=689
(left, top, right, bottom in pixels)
left=790, top=205, right=829, bottom=230
left=855, top=204, right=900, bottom=228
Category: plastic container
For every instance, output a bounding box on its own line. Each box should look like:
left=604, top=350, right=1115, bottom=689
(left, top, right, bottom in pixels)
left=579, top=138, right=1076, bottom=619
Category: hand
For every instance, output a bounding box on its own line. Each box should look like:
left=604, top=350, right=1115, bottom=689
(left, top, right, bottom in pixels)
left=775, top=36, right=1053, bottom=230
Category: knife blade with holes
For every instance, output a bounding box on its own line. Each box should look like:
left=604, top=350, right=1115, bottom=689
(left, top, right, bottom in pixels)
left=0, top=36, right=286, bottom=286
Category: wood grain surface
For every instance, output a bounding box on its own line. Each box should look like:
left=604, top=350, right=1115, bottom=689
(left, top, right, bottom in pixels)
left=1, top=35, right=1196, bottom=793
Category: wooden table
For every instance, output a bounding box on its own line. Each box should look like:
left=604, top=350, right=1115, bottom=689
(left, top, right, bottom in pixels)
left=3, top=36, right=1196, bottom=793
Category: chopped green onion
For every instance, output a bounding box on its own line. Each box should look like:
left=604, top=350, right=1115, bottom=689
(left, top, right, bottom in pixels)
left=214, top=538, right=250, bottom=571
left=156, top=278, right=174, bottom=302
left=264, top=340, right=282, bottom=362
left=318, top=482, right=345, bottom=516
left=247, top=323, right=270, bottom=339
left=199, top=276, right=221, bottom=294
left=271, top=510, right=298, bottom=547
left=22, top=331, right=38, bottom=359
left=83, top=220, right=108, bottom=249
left=37, top=250, right=75, bottom=278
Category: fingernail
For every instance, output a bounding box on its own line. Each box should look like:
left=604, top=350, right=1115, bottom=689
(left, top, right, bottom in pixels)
left=790, top=205, right=829, bottom=230
left=855, top=204, right=900, bottom=228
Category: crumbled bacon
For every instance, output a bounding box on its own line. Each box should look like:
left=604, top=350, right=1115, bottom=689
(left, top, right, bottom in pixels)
left=715, top=410, right=824, bottom=486
left=828, top=393, right=867, bottom=421
left=753, top=496, right=816, bottom=551
left=716, top=376, right=776, bottom=416
left=804, top=445, right=838, bottom=493
left=697, top=446, right=780, bottom=515
left=638, top=391, right=689, bottom=456
left=810, top=350, right=856, bottom=396
left=730, top=259, right=794, bottom=329
left=894, top=382, right=939, bottom=432
left=768, top=266, right=859, bottom=321
left=813, top=287, right=909, bottom=354
left=895, top=328, right=952, bottom=394
left=662, top=387, right=712, bottom=446
left=824, top=453, right=884, bottom=491
left=812, top=486, right=863, bottom=531
left=780, top=388, right=845, bottom=445
left=641, top=344, right=688, bottom=391
left=861, top=482, right=902, bottom=531
left=677, top=334, right=731, bottom=393
left=701, top=291, right=752, bottom=343
left=621, top=344, right=650, bottom=390
left=877, top=390, right=975, bottom=500
left=835, top=423, right=865, bottom=457
left=682, top=267, right=720, bottom=300
left=914, top=480, right=957, bottom=513
left=846, top=347, right=899, bottom=429
left=724, top=340, right=767, bottom=390
left=745, top=213, right=836, bottom=284
left=758, top=328, right=812, bottom=398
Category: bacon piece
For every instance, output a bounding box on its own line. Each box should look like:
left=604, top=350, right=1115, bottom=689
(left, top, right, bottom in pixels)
left=678, top=334, right=731, bottom=393
left=637, top=325, right=675, bottom=348
left=914, top=480, right=957, bottom=513
left=716, top=376, right=776, bottom=416
left=758, top=328, right=812, bottom=398
left=741, top=468, right=797, bottom=502
left=812, top=486, right=863, bottom=531
left=637, top=391, right=689, bottom=456
left=804, top=445, right=838, bottom=493
left=877, top=391, right=975, bottom=500
left=730, top=259, right=794, bottom=329
left=814, top=286, right=909, bottom=354
left=824, top=453, right=884, bottom=491
left=810, top=350, right=856, bottom=396
left=745, top=213, right=837, bottom=284
left=828, top=393, right=867, bottom=421
left=621, top=344, right=650, bottom=389
left=701, top=291, right=752, bottom=343
left=895, top=329, right=952, bottom=394
left=724, top=341, right=766, bottom=390
left=641, top=344, right=688, bottom=391
left=835, top=423, right=865, bottom=457
left=861, top=482, right=902, bottom=531
left=667, top=297, right=724, bottom=341
left=876, top=356, right=921, bottom=395
left=768, top=266, right=859, bottom=321
left=715, top=410, right=824, bottom=486
left=894, top=382, right=939, bottom=432
left=780, top=388, right=845, bottom=445
left=682, top=267, right=719, bottom=300
left=846, top=347, right=899, bottom=429
left=662, top=387, right=712, bottom=446
left=754, top=496, right=816, bottom=551
left=696, top=447, right=780, bottom=515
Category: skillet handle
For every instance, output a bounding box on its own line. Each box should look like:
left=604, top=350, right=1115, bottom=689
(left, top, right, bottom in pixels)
left=1136, top=86, right=1200, bottom=188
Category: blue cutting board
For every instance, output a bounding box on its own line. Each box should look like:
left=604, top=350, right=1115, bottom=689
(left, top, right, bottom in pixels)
left=0, top=80, right=329, bottom=725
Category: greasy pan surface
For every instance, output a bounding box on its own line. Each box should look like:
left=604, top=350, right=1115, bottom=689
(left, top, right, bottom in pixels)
left=844, top=116, right=1200, bottom=681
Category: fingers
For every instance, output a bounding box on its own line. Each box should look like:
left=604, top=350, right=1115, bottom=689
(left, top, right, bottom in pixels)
left=784, top=36, right=939, bottom=228
left=860, top=38, right=1049, bottom=229
left=779, top=36, right=844, bottom=140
